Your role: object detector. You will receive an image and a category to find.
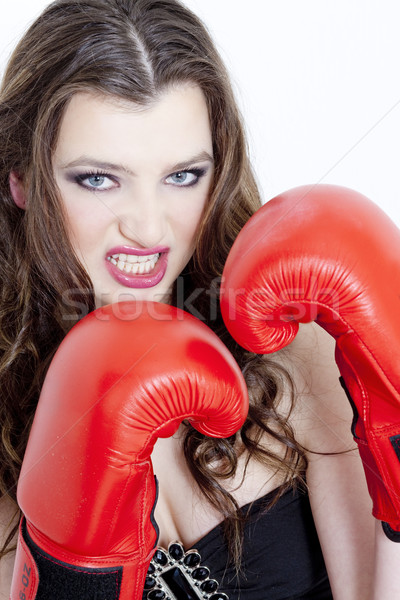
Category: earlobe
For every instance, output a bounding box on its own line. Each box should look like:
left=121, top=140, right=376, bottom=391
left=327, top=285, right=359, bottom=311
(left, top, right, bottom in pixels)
left=9, top=171, right=27, bottom=209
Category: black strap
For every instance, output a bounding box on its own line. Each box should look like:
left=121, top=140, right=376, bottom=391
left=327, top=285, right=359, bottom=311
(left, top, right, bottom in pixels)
left=339, top=376, right=360, bottom=439
left=382, top=521, right=400, bottom=543
left=22, top=518, right=123, bottom=599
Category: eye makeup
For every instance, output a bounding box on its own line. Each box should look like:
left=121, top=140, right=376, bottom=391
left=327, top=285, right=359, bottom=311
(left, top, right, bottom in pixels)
left=73, top=170, right=117, bottom=191
left=65, top=165, right=210, bottom=192
left=164, top=167, right=208, bottom=188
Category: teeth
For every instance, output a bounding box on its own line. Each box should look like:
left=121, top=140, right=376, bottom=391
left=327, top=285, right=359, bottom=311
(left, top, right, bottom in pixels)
left=108, top=253, right=160, bottom=275
left=111, top=253, right=159, bottom=264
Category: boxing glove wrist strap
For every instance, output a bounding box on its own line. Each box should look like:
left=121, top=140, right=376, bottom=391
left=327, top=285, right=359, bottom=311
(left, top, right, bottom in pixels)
left=382, top=521, right=400, bottom=543
left=10, top=517, right=160, bottom=599
left=12, top=518, right=133, bottom=599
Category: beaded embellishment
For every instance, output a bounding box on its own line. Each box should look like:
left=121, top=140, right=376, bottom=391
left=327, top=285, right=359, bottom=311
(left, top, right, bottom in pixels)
left=143, top=541, right=229, bottom=600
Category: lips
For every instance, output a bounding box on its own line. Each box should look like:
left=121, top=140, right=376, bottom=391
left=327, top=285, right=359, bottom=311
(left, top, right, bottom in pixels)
left=105, top=246, right=169, bottom=289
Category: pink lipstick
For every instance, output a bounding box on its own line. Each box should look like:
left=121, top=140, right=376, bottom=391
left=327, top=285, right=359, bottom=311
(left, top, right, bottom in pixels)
left=105, top=245, right=169, bottom=289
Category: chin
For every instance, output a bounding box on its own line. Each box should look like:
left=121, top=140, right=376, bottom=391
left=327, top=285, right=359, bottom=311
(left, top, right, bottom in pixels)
left=93, top=285, right=173, bottom=309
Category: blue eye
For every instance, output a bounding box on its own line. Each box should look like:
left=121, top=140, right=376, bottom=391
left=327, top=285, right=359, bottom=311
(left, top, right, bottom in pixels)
left=87, top=175, right=107, bottom=188
left=165, top=168, right=206, bottom=187
left=75, top=171, right=116, bottom=191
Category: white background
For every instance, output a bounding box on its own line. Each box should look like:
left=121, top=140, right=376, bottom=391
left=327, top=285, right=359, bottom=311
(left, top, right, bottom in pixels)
left=1, top=1, right=399, bottom=224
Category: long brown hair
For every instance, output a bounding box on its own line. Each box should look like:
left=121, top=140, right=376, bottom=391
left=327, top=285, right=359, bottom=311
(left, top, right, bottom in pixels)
left=0, top=0, right=306, bottom=562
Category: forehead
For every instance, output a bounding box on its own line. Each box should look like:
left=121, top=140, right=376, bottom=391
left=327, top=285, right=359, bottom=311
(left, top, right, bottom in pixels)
left=54, top=85, right=213, bottom=168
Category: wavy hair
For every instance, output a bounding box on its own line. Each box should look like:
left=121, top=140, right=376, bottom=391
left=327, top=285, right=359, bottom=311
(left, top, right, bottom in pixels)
left=0, top=0, right=306, bottom=563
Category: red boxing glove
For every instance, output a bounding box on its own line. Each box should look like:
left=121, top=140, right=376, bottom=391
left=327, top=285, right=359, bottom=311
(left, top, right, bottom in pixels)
left=220, top=184, right=400, bottom=540
left=10, top=301, right=248, bottom=600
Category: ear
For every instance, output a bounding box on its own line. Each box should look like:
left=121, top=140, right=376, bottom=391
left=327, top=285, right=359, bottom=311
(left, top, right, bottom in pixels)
left=9, top=171, right=27, bottom=209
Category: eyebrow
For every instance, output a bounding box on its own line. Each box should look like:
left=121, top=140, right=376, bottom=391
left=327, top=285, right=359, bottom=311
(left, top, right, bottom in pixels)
left=59, top=151, right=214, bottom=175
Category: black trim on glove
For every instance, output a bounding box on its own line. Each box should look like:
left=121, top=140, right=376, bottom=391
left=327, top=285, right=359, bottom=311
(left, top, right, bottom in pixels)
left=21, top=518, right=123, bottom=599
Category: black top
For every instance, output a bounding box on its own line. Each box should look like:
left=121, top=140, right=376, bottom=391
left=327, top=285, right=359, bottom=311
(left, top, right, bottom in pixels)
left=144, top=485, right=333, bottom=599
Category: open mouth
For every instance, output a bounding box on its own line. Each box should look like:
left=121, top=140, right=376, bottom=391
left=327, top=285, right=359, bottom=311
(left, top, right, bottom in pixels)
left=105, top=248, right=169, bottom=289
left=107, top=252, right=160, bottom=275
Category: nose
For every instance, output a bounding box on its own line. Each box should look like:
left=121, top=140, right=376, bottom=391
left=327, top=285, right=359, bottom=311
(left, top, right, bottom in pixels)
left=117, top=189, right=167, bottom=249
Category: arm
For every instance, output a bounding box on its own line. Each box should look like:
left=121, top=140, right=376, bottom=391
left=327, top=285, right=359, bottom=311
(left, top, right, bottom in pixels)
left=286, top=322, right=375, bottom=598
left=373, top=521, right=400, bottom=598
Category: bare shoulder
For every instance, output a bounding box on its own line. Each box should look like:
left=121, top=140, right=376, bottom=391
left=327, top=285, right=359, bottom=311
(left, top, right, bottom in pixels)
left=0, top=495, right=18, bottom=599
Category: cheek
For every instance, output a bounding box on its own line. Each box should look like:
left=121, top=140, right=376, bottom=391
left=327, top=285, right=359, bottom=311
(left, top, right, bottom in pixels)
left=175, top=212, right=203, bottom=254
left=61, top=196, right=111, bottom=250
left=64, top=210, right=91, bottom=249
left=173, top=195, right=208, bottom=246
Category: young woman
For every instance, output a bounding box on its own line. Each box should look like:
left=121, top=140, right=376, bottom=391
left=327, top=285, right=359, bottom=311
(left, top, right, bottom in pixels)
left=0, top=0, right=396, bottom=598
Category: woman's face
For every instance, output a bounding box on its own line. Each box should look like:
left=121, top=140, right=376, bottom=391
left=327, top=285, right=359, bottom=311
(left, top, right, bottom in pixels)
left=52, top=85, right=214, bottom=307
